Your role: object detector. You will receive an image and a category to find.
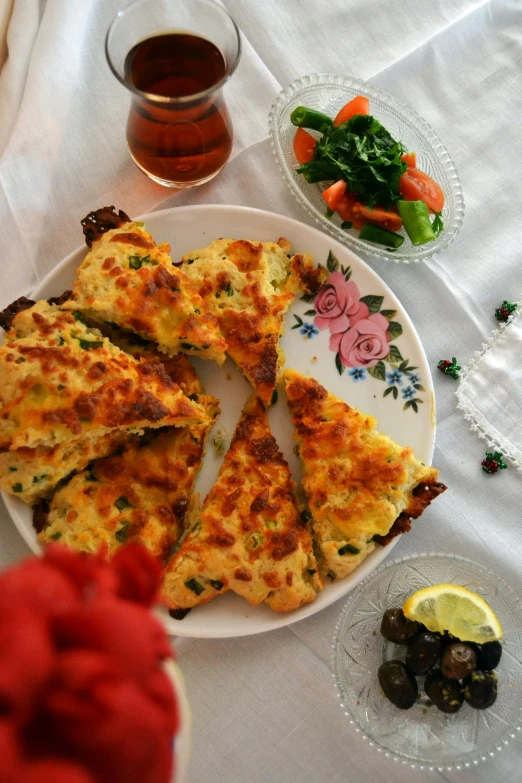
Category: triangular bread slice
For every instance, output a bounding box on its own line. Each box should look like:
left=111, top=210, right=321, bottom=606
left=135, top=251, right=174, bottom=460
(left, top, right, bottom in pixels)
left=284, top=369, right=446, bottom=580
left=161, top=394, right=323, bottom=613
left=38, top=375, right=219, bottom=558
left=1, top=432, right=132, bottom=506
left=0, top=300, right=208, bottom=452
left=63, top=207, right=227, bottom=364
left=181, top=238, right=326, bottom=405
left=0, top=338, right=206, bottom=504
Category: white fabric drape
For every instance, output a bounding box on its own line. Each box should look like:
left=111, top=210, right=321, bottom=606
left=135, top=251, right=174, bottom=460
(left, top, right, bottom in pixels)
left=1, top=1, right=522, bottom=781
left=457, top=306, right=522, bottom=469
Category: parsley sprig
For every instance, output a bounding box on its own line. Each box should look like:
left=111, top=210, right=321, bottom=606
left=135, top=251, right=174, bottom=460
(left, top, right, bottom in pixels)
left=297, top=114, right=408, bottom=210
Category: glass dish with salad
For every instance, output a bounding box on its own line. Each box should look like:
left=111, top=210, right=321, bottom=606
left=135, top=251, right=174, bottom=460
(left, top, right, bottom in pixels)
left=269, top=74, right=464, bottom=263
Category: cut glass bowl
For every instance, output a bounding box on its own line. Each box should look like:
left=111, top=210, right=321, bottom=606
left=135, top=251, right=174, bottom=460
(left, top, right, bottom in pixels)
left=269, top=74, right=464, bottom=263
left=333, top=552, right=522, bottom=769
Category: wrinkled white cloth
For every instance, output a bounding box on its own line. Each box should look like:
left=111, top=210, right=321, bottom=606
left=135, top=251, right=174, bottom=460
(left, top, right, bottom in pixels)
left=457, top=306, right=522, bottom=468
left=1, top=1, right=522, bottom=782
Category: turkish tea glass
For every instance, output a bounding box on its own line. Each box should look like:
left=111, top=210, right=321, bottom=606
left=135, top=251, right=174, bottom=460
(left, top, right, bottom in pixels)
left=106, top=0, right=241, bottom=188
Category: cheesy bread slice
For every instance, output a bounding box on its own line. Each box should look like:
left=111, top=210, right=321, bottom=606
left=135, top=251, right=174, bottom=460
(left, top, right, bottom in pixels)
left=0, top=340, right=205, bottom=504
left=0, top=432, right=131, bottom=505
left=38, top=352, right=218, bottom=555
left=284, top=370, right=446, bottom=580
left=161, top=394, right=323, bottom=613
left=181, top=238, right=326, bottom=405
left=64, top=207, right=227, bottom=364
left=38, top=393, right=218, bottom=557
left=0, top=300, right=209, bottom=452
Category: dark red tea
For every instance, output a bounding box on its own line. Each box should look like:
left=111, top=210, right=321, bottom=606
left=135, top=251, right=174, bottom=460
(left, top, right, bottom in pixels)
left=124, top=33, right=233, bottom=185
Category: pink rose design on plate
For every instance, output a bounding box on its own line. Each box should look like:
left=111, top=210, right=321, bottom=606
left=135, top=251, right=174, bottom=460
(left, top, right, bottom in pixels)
left=330, top=311, right=391, bottom=368
left=314, top=272, right=365, bottom=335
left=301, top=257, right=423, bottom=410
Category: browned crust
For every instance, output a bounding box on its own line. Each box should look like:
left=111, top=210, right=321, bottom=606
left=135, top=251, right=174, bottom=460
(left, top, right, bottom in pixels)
left=232, top=404, right=286, bottom=467
left=408, top=480, right=447, bottom=516
left=33, top=499, right=50, bottom=534
left=0, top=290, right=72, bottom=331
left=291, top=253, right=326, bottom=294
left=372, top=512, right=412, bottom=546
left=110, top=232, right=154, bottom=249
left=81, top=206, right=131, bottom=248
left=373, top=480, right=447, bottom=546
left=0, top=296, right=36, bottom=330
left=47, top=290, right=73, bottom=307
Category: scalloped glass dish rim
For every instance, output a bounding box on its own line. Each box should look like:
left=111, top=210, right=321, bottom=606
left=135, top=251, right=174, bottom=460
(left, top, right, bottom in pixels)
left=332, top=551, right=522, bottom=771
left=268, top=73, right=465, bottom=264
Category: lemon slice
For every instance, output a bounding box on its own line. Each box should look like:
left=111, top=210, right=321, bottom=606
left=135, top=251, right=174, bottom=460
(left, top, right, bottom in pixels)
left=402, top=583, right=503, bottom=644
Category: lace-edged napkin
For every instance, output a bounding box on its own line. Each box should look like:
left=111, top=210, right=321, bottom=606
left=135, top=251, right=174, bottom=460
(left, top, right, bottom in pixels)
left=456, top=304, right=522, bottom=471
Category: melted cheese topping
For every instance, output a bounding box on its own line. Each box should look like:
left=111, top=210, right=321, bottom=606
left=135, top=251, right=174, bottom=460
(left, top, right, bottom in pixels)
left=0, top=338, right=205, bottom=503
left=181, top=238, right=327, bottom=406
left=0, top=301, right=208, bottom=451
left=0, top=432, right=130, bottom=504
left=284, top=369, right=440, bottom=579
left=40, top=403, right=216, bottom=557
left=64, top=221, right=227, bottom=364
left=161, top=394, right=323, bottom=613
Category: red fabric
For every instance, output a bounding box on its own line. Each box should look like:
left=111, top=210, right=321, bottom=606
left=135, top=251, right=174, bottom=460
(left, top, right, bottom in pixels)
left=0, top=559, right=79, bottom=618
left=0, top=610, right=54, bottom=723
left=53, top=600, right=171, bottom=683
left=0, top=544, right=178, bottom=783
left=47, top=662, right=175, bottom=783
left=43, top=545, right=117, bottom=599
left=21, top=760, right=96, bottom=783
left=112, top=542, right=164, bottom=606
left=0, top=720, right=22, bottom=783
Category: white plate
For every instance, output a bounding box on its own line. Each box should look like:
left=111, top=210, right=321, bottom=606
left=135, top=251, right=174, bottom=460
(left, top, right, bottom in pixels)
left=2, top=204, right=436, bottom=637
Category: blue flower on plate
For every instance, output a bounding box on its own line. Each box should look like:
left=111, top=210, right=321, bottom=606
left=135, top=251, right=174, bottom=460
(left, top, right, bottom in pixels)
left=349, top=367, right=366, bottom=382
left=386, top=369, right=403, bottom=386
left=408, top=372, right=421, bottom=386
left=402, top=386, right=415, bottom=400
left=300, top=323, right=319, bottom=339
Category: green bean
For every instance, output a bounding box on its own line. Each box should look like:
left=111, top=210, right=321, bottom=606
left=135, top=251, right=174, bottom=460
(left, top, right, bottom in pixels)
left=290, top=106, right=333, bottom=132
left=397, top=200, right=437, bottom=246
left=359, top=223, right=405, bottom=249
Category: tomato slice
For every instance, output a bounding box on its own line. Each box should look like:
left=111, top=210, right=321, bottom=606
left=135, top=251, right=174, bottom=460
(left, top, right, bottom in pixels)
left=351, top=204, right=402, bottom=232
left=336, top=194, right=365, bottom=230
left=399, top=168, right=444, bottom=212
left=335, top=192, right=401, bottom=231
left=333, top=96, right=370, bottom=127
left=401, top=152, right=416, bottom=168
left=322, top=180, right=347, bottom=211
left=293, top=128, right=317, bottom=164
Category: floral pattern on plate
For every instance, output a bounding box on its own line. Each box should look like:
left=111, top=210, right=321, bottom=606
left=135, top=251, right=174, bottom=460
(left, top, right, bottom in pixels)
left=293, top=251, right=425, bottom=412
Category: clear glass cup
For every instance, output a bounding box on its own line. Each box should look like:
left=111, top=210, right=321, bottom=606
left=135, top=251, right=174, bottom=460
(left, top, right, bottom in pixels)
left=106, top=0, right=241, bottom=188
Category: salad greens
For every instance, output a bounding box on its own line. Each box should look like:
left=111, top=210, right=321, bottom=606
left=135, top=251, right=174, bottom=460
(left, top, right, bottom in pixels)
left=297, top=114, right=408, bottom=210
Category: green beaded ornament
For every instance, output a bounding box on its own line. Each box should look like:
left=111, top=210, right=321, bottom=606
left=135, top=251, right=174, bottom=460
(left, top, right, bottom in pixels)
left=481, top=451, right=507, bottom=475
left=495, top=301, right=517, bottom=322
left=437, top=357, right=461, bottom=380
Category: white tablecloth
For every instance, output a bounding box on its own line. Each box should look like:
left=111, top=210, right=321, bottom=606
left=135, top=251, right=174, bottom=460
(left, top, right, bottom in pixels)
left=1, top=1, right=522, bottom=781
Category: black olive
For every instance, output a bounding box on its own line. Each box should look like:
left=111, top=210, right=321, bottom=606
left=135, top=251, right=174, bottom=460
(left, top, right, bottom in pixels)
left=474, top=641, right=502, bottom=671
left=424, top=668, right=463, bottom=714
left=405, top=631, right=442, bottom=675
left=378, top=660, right=418, bottom=709
left=463, top=670, right=498, bottom=709
left=441, top=643, right=477, bottom=680
left=380, top=608, right=421, bottom=644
